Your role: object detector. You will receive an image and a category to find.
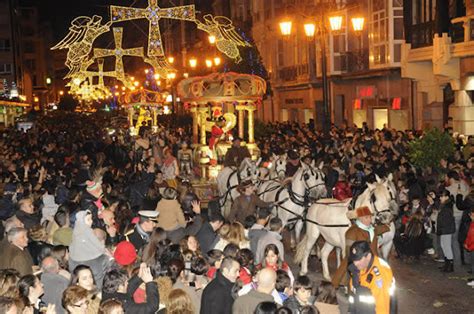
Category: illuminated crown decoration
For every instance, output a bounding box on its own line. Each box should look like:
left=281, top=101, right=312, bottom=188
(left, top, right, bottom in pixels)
left=52, top=0, right=251, bottom=101
left=177, top=72, right=267, bottom=103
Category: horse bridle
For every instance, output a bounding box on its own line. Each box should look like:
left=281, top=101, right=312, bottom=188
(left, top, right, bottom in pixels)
left=301, top=169, right=326, bottom=196
left=369, top=192, right=392, bottom=223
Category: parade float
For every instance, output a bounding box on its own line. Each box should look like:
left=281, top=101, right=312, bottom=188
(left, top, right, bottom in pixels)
left=177, top=72, right=266, bottom=179
left=119, top=88, right=169, bottom=136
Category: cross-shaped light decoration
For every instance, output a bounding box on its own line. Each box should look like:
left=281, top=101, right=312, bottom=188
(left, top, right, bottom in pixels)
left=110, top=0, right=195, bottom=57
left=83, top=58, right=118, bottom=89
left=110, top=0, right=195, bottom=75
left=94, top=28, right=144, bottom=88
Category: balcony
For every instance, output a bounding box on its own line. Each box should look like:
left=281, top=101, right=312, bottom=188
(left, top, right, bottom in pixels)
left=411, top=21, right=435, bottom=48
left=277, top=64, right=309, bottom=82
left=346, top=49, right=369, bottom=73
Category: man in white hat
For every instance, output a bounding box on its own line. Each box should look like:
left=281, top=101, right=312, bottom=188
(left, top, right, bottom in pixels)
left=125, top=210, right=159, bottom=251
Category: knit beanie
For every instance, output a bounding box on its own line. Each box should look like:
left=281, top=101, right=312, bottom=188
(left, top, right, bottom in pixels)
left=86, top=180, right=101, bottom=195
left=114, top=241, right=137, bottom=266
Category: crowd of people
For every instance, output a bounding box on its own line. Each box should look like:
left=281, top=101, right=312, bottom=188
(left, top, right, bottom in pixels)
left=0, top=112, right=472, bottom=314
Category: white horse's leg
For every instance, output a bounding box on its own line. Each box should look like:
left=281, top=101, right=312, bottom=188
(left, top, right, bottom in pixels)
left=300, top=227, right=320, bottom=275
left=380, top=222, right=396, bottom=260
left=291, top=220, right=304, bottom=249
left=336, top=247, right=341, bottom=268
left=321, top=242, right=335, bottom=281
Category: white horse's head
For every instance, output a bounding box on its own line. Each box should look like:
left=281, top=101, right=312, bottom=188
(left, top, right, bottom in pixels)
left=383, top=173, right=400, bottom=217
left=273, top=153, right=287, bottom=180
left=299, top=162, right=327, bottom=200
left=366, top=179, right=394, bottom=225
left=239, top=157, right=260, bottom=184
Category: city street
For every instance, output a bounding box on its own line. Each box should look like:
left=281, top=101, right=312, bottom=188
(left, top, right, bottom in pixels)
left=284, top=234, right=474, bottom=314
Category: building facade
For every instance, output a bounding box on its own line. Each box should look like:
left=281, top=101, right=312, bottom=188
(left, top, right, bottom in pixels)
left=401, top=0, right=474, bottom=134
left=252, top=0, right=413, bottom=130
left=0, top=0, right=23, bottom=99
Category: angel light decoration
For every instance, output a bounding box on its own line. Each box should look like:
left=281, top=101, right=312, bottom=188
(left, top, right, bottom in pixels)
left=51, top=15, right=111, bottom=77
left=195, top=14, right=251, bottom=63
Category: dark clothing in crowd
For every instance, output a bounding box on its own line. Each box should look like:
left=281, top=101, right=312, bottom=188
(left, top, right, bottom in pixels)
left=102, top=276, right=160, bottom=314
left=196, top=221, right=218, bottom=254
left=200, top=271, right=235, bottom=314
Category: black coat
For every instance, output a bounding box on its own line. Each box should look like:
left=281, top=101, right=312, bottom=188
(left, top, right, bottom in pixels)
left=126, top=225, right=149, bottom=252
left=200, top=271, right=235, bottom=314
left=102, top=276, right=159, bottom=314
left=196, top=222, right=217, bottom=254
left=456, top=194, right=474, bottom=243
left=15, top=209, right=41, bottom=230
left=437, top=201, right=455, bottom=235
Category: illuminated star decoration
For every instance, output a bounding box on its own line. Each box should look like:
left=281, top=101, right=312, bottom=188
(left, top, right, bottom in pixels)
left=94, top=27, right=144, bottom=89
left=195, top=14, right=251, bottom=63
left=110, top=0, right=195, bottom=74
left=51, top=15, right=111, bottom=77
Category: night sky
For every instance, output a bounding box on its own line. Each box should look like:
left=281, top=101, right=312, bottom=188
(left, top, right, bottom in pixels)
left=23, top=0, right=214, bottom=41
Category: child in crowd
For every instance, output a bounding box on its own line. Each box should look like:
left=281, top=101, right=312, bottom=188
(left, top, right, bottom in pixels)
left=283, top=276, right=313, bottom=312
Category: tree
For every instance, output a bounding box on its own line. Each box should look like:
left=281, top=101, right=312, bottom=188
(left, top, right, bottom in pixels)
left=57, top=95, right=78, bottom=111
left=224, top=30, right=272, bottom=97
left=408, top=128, right=454, bottom=169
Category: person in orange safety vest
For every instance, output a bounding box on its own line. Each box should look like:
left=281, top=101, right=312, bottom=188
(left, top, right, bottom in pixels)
left=347, top=241, right=397, bottom=314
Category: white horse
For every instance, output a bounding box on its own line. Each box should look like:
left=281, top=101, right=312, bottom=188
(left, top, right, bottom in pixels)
left=295, top=178, right=394, bottom=280
left=258, top=161, right=327, bottom=247
left=258, top=153, right=287, bottom=181
left=216, top=157, right=260, bottom=217
left=379, top=173, right=400, bottom=260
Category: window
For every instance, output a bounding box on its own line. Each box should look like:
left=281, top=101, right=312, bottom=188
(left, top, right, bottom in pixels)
left=0, top=63, right=12, bottom=74
left=0, top=39, right=11, bottom=52
left=24, top=41, right=34, bottom=53
left=25, top=59, right=35, bottom=71
left=277, top=40, right=284, bottom=67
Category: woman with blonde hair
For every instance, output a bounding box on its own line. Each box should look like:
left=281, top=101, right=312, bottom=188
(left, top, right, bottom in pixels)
left=167, top=288, right=195, bottom=314
left=213, top=222, right=250, bottom=250
left=0, top=269, right=20, bottom=298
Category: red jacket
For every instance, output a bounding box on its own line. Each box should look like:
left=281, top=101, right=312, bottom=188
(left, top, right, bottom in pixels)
left=465, top=221, right=474, bottom=252
left=333, top=181, right=352, bottom=200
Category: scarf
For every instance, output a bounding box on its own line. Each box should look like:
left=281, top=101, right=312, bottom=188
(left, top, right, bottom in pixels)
left=355, top=220, right=375, bottom=242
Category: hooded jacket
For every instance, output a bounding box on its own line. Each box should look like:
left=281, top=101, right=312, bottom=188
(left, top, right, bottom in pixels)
left=69, top=211, right=105, bottom=262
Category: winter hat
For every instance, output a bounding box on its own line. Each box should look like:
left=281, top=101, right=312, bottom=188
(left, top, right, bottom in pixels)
left=349, top=240, right=372, bottom=262
left=114, top=241, right=137, bottom=266
left=86, top=180, right=101, bottom=194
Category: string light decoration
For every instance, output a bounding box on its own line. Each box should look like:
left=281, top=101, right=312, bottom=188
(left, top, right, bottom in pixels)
left=94, top=28, right=144, bottom=88
left=195, top=14, right=251, bottom=63
left=51, top=15, right=111, bottom=77
left=53, top=1, right=252, bottom=102
left=110, top=0, right=195, bottom=73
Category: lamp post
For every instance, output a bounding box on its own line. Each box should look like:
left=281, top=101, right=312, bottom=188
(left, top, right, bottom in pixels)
left=279, top=13, right=364, bottom=134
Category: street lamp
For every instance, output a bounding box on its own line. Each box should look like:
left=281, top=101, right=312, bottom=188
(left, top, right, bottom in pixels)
left=214, top=57, right=221, bottom=66
left=189, top=58, right=197, bottom=68
left=208, top=35, right=216, bottom=45
left=304, top=23, right=316, bottom=37
left=205, top=59, right=213, bottom=69
left=280, top=13, right=363, bottom=133
left=168, top=56, right=175, bottom=64
left=279, top=20, right=292, bottom=36
left=351, top=17, right=364, bottom=32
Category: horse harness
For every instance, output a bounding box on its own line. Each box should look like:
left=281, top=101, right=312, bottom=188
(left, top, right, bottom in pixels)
left=271, top=169, right=350, bottom=228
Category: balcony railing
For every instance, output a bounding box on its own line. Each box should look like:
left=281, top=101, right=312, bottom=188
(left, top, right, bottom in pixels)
left=411, top=21, right=435, bottom=48
left=450, top=21, right=465, bottom=43
left=277, top=64, right=309, bottom=82
left=346, top=50, right=369, bottom=73
left=451, top=14, right=474, bottom=42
